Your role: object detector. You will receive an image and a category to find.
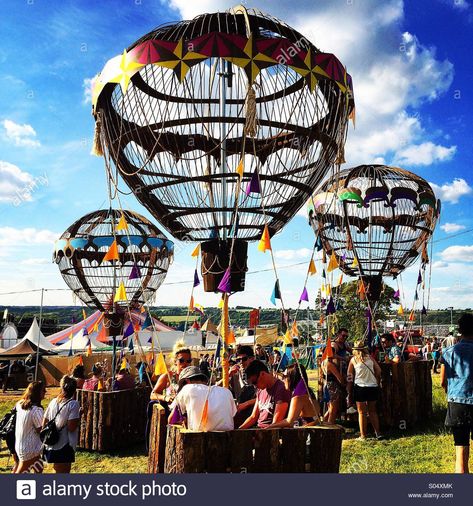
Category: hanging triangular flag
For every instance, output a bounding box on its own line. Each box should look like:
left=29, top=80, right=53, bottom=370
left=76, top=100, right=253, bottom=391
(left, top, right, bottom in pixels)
left=128, top=262, right=141, bottom=280
left=409, top=310, right=415, bottom=322
left=337, top=274, right=343, bottom=286
left=199, top=399, right=209, bottom=431
left=120, top=357, right=128, bottom=370
left=236, top=159, right=244, bottom=179
left=189, top=295, right=195, bottom=311
left=123, top=322, right=134, bottom=338
left=283, top=329, right=293, bottom=345
left=228, top=329, right=236, bottom=345
left=351, top=257, right=359, bottom=269
left=194, top=303, right=205, bottom=316
left=257, top=225, right=271, bottom=252
left=142, top=313, right=152, bottom=330
left=315, top=236, right=323, bottom=251
left=77, top=355, right=84, bottom=366
left=270, top=280, right=281, bottom=306
left=102, top=240, right=119, bottom=263
left=327, top=251, right=339, bottom=273
left=193, top=269, right=200, bottom=288
left=68, top=347, right=73, bottom=357
left=417, top=272, right=422, bottom=285
left=82, top=309, right=87, bottom=320
left=291, top=320, right=299, bottom=337
left=414, top=290, right=419, bottom=301
left=299, top=286, right=309, bottom=303
left=114, top=281, right=127, bottom=302
left=139, top=362, right=146, bottom=383
left=245, top=169, right=261, bottom=195
left=191, top=243, right=200, bottom=257
left=128, top=335, right=134, bottom=354
left=68, top=330, right=73, bottom=341
left=319, top=315, right=325, bottom=325
left=308, top=259, right=317, bottom=275
left=322, top=269, right=326, bottom=279
left=398, top=305, right=404, bottom=316
left=209, top=227, right=219, bottom=239
left=326, top=296, right=336, bottom=315
left=218, top=268, right=232, bottom=294
left=393, top=289, right=400, bottom=300
left=82, top=326, right=89, bottom=336
left=421, top=305, right=427, bottom=315
left=357, top=280, right=366, bottom=300
left=214, top=338, right=222, bottom=367
left=86, top=339, right=92, bottom=357
left=116, top=213, right=128, bottom=231
left=321, top=337, right=334, bottom=361
left=154, top=352, right=167, bottom=376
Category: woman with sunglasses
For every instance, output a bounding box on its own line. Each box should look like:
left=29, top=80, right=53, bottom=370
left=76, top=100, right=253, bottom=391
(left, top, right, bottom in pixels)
left=264, top=363, right=320, bottom=428
left=150, top=340, right=193, bottom=412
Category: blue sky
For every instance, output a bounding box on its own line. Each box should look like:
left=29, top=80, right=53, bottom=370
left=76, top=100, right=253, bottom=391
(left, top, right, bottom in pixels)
left=0, top=0, right=472, bottom=311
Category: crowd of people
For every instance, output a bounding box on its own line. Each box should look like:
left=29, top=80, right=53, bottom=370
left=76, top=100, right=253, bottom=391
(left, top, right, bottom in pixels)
left=2, top=313, right=472, bottom=474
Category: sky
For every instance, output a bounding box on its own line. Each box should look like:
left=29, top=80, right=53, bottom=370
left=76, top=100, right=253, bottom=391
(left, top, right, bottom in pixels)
left=0, top=0, right=472, bottom=311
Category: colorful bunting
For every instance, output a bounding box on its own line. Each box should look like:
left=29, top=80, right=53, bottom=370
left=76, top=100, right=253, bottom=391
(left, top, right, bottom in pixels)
left=142, top=313, right=152, bottom=330
left=129, top=262, right=141, bottom=280
left=270, top=280, right=281, bottom=306
left=102, top=240, right=119, bottom=263
left=217, top=268, right=232, bottom=294
left=123, top=322, right=134, bottom=338
left=299, top=286, right=309, bottom=303
left=325, top=296, right=336, bottom=315
left=82, top=309, right=87, bottom=320
left=308, top=259, right=317, bottom=275
left=113, top=281, right=127, bottom=302
left=327, top=251, right=339, bottom=273
left=245, top=169, right=261, bottom=195
left=398, top=305, right=404, bottom=316
left=191, top=243, right=200, bottom=257
left=193, top=269, right=200, bottom=288
left=257, top=225, right=271, bottom=253
left=189, top=295, right=195, bottom=311
left=321, top=337, right=334, bottom=361
left=116, top=213, right=128, bottom=231
left=236, top=159, right=244, bottom=179
left=154, top=352, right=167, bottom=376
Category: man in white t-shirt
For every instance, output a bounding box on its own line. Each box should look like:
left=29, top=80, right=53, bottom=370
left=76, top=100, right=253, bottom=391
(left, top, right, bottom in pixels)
left=168, top=366, right=236, bottom=431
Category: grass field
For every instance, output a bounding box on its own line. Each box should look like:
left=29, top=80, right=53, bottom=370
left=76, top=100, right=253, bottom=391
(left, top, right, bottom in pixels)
left=0, top=374, right=454, bottom=474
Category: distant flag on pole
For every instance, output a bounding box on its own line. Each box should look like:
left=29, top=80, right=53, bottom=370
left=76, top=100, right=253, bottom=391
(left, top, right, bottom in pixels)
left=194, top=303, right=205, bottom=317
left=315, top=236, right=323, bottom=252
left=351, top=257, right=359, bottom=269
left=77, top=355, right=84, bottom=366
left=393, top=289, right=400, bottom=300
left=82, top=309, right=87, bottom=320
left=409, top=310, right=415, bottom=322
left=245, top=169, right=261, bottom=195
left=123, top=322, right=134, bottom=338
left=326, top=296, right=336, bottom=315
left=120, top=357, right=128, bottom=370
left=321, top=337, right=334, bottom=361
left=398, top=305, right=404, bottom=316
left=142, top=313, right=152, bottom=330
left=421, top=305, right=427, bottom=315
left=82, top=327, right=89, bottom=337
left=189, top=295, right=195, bottom=311
left=417, top=272, right=422, bottom=285
left=86, top=338, right=92, bottom=356
left=235, top=158, right=244, bottom=179
left=218, top=296, right=225, bottom=309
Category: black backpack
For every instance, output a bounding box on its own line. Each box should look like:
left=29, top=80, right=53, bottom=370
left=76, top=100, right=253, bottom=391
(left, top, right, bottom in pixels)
left=40, top=400, right=72, bottom=446
left=0, top=408, right=16, bottom=441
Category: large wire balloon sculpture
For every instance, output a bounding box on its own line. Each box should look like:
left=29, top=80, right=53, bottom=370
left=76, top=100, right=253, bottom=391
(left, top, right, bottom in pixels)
left=53, top=209, right=174, bottom=312
left=91, top=6, right=354, bottom=292
left=308, top=165, right=440, bottom=301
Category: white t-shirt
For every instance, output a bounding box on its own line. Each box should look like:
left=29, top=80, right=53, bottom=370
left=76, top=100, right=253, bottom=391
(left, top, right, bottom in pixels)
left=353, top=357, right=379, bottom=387
left=44, top=398, right=81, bottom=450
left=14, top=402, right=44, bottom=461
left=174, top=384, right=236, bottom=431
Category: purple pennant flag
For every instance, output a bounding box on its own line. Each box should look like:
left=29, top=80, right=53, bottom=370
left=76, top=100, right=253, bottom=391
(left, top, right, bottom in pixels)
left=129, top=262, right=141, bottom=280
left=421, top=305, right=427, bottom=315
left=325, top=296, right=336, bottom=315
left=193, top=269, right=200, bottom=288
left=417, top=272, right=422, bottom=285
left=393, top=290, right=400, bottom=300
left=123, top=322, right=134, bottom=338
left=299, top=287, right=309, bottom=303
left=245, top=169, right=261, bottom=195
left=321, top=298, right=326, bottom=307
left=71, top=316, right=76, bottom=324
left=217, top=268, right=232, bottom=294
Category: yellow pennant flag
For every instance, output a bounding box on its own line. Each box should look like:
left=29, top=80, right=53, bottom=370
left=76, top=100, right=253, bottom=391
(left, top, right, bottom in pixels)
left=93, top=322, right=99, bottom=333
left=327, top=284, right=332, bottom=295
left=120, top=358, right=127, bottom=370
left=190, top=244, right=200, bottom=257
left=189, top=295, right=194, bottom=311
left=398, top=305, right=404, bottom=316
left=69, top=330, right=73, bottom=340
left=98, top=379, right=104, bottom=391
left=116, top=214, right=128, bottom=231
left=291, top=320, right=299, bottom=337
left=154, top=352, right=168, bottom=376
left=86, top=343, right=92, bottom=357
left=283, top=329, right=293, bottom=345
left=199, top=399, right=209, bottom=431
left=114, top=281, right=127, bottom=302
left=351, top=257, right=359, bottom=268
left=217, top=297, right=224, bottom=309
left=102, top=240, right=119, bottom=263
left=327, top=251, right=339, bottom=272
left=82, top=309, right=87, bottom=320
left=257, top=225, right=271, bottom=253
left=308, top=259, right=317, bottom=275
left=236, top=159, right=244, bottom=179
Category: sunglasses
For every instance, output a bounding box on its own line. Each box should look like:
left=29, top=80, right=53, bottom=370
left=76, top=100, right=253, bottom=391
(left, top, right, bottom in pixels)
left=178, top=358, right=193, bottom=364
left=236, top=356, right=249, bottom=363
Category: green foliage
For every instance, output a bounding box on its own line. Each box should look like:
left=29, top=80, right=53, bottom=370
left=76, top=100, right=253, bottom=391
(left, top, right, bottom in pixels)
left=334, top=281, right=396, bottom=341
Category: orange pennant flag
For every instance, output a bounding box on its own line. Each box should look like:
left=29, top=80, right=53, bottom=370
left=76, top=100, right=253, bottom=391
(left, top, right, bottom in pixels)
left=257, top=225, right=271, bottom=253
left=291, top=320, right=299, bottom=337
left=337, top=274, right=343, bottom=286
left=77, top=355, right=84, bottom=366
left=321, top=337, right=334, bottom=361
left=189, top=295, right=194, bottom=311
left=190, top=244, right=200, bottom=257
left=116, top=213, right=128, bottom=231
left=308, top=259, right=317, bottom=275
left=327, top=251, right=339, bottom=273
left=86, top=343, right=92, bottom=357
left=357, top=280, right=366, bottom=300
left=283, top=329, right=293, bottom=345
left=102, top=240, right=119, bottom=263
left=236, top=159, right=244, bottom=179
left=228, top=329, right=236, bottom=344
left=98, top=379, right=104, bottom=391
left=200, top=398, right=209, bottom=431
left=409, top=310, right=415, bottom=322
left=154, top=352, right=168, bottom=376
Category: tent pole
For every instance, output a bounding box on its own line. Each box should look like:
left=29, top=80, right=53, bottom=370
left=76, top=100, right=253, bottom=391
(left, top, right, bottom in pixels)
left=34, top=288, right=45, bottom=381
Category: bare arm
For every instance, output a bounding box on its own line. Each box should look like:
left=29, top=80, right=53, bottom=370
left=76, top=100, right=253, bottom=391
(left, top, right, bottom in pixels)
left=346, top=359, right=355, bottom=398
left=373, top=359, right=382, bottom=384
left=326, top=360, right=345, bottom=384
left=265, top=396, right=304, bottom=429
left=272, top=401, right=289, bottom=424
left=239, top=401, right=260, bottom=429
left=150, top=374, right=170, bottom=401
left=440, top=364, right=447, bottom=393
left=237, top=397, right=256, bottom=412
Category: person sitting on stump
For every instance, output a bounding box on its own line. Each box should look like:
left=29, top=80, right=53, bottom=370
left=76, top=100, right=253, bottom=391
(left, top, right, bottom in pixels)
left=168, top=366, right=236, bottom=431
left=82, top=363, right=105, bottom=391
left=239, top=360, right=291, bottom=429
left=381, top=334, right=402, bottom=363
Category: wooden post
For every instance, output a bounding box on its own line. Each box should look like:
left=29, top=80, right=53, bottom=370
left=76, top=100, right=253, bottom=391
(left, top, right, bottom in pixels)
left=280, top=428, right=307, bottom=473
left=205, top=431, right=230, bottom=472
left=251, top=429, right=280, bottom=472
left=164, top=426, right=206, bottom=473
left=148, top=403, right=167, bottom=474
left=228, top=430, right=254, bottom=473
left=307, top=425, right=344, bottom=473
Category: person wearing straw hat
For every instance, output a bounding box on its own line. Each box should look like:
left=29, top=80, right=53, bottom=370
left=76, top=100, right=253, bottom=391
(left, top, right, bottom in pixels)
left=347, top=340, right=383, bottom=440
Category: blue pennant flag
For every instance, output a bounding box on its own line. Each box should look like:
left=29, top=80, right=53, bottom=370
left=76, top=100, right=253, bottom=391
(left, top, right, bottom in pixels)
left=270, top=280, right=281, bottom=306
left=214, top=337, right=222, bottom=367
left=142, top=313, right=152, bottom=330
left=315, top=236, right=323, bottom=252
left=139, top=362, right=146, bottom=383
left=128, top=335, right=134, bottom=355
left=123, top=322, right=134, bottom=338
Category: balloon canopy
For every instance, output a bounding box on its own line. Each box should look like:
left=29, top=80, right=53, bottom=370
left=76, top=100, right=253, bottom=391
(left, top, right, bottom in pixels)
left=308, top=165, right=440, bottom=300
left=92, top=6, right=354, bottom=243
left=53, top=209, right=174, bottom=311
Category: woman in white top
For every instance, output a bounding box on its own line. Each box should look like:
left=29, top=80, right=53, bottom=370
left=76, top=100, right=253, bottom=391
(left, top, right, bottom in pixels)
left=14, top=381, right=46, bottom=473
left=347, top=341, right=383, bottom=440
left=43, top=375, right=80, bottom=473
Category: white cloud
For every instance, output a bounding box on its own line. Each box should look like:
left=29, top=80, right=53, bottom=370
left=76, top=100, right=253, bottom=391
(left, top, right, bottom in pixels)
left=82, top=77, right=94, bottom=105
left=431, top=260, right=449, bottom=268
left=274, top=248, right=312, bottom=260
left=0, top=161, right=36, bottom=203
left=0, top=227, right=58, bottom=248
left=395, top=141, right=456, bottom=166
left=448, top=0, right=470, bottom=10
left=440, top=245, right=473, bottom=262
left=440, top=222, right=466, bottom=233
left=430, top=178, right=472, bottom=203
left=21, top=258, right=51, bottom=265
left=166, top=1, right=454, bottom=168
left=2, top=119, right=40, bottom=148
